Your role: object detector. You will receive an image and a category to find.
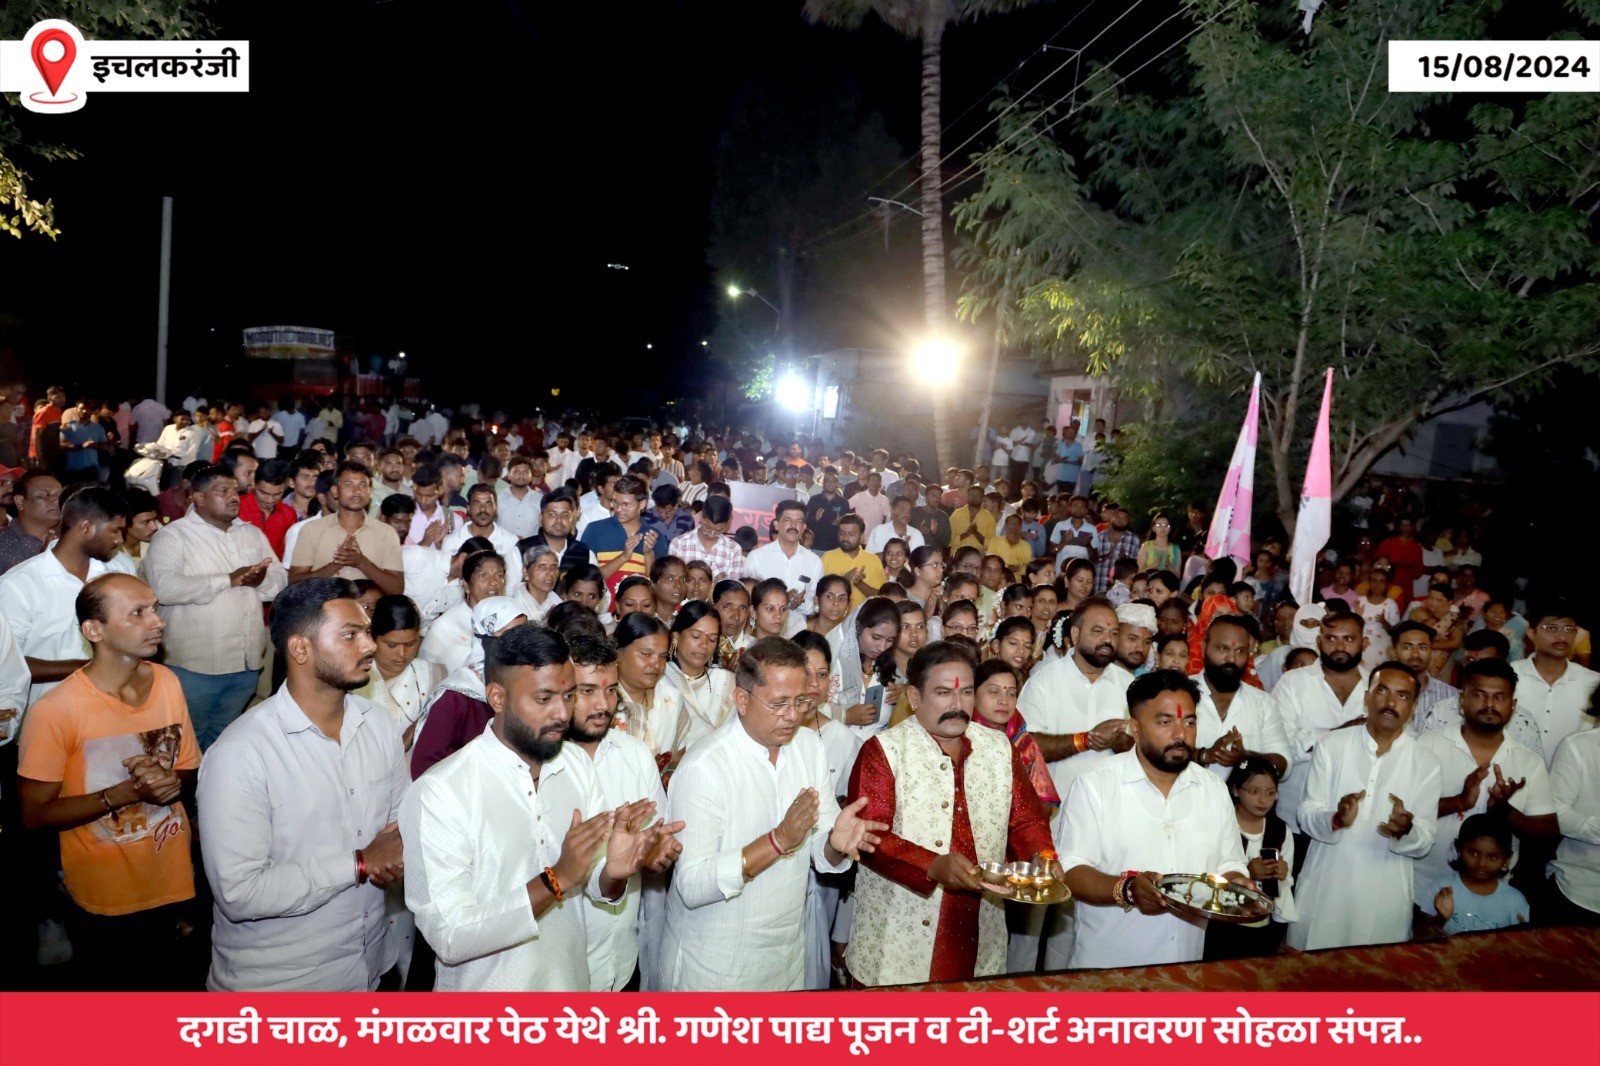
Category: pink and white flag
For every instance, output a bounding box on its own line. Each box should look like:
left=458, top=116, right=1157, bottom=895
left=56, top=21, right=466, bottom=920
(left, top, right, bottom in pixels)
left=1288, top=368, right=1334, bottom=606
left=1204, top=372, right=1260, bottom=574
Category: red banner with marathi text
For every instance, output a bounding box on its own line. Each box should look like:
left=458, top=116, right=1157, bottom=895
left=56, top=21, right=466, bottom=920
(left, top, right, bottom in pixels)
left=1, top=992, right=1596, bottom=1066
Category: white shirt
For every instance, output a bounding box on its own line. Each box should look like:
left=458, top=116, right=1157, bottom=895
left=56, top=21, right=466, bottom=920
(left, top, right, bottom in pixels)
left=1272, top=665, right=1369, bottom=832
left=1288, top=727, right=1442, bottom=952
left=132, top=398, right=171, bottom=444
left=143, top=512, right=287, bottom=675
left=1551, top=728, right=1600, bottom=915
left=0, top=611, right=29, bottom=746
left=509, top=585, right=563, bottom=626
left=440, top=522, right=523, bottom=589
left=199, top=686, right=408, bottom=990
left=1008, top=426, right=1036, bottom=463
left=1191, top=674, right=1292, bottom=783
left=271, top=409, right=306, bottom=448
left=402, top=544, right=450, bottom=622
left=661, top=719, right=850, bottom=991
left=248, top=417, right=281, bottom=459
left=583, top=730, right=666, bottom=991
left=1055, top=751, right=1248, bottom=969
left=1016, top=653, right=1135, bottom=827
left=154, top=423, right=200, bottom=466
left=400, top=727, right=614, bottom=991
left=419, top=601, right=477, bottom=673
left=497, top=486, right=543, bottom=540
left=0, top=549, right=107, bottom=710
left=1413, top=728, right=1553, bottom=906
left=743, top=540, right=824, bottom=617
left=864, top=522, right=925, bottom=555
left=1510, top=658, right=1599, bottom=765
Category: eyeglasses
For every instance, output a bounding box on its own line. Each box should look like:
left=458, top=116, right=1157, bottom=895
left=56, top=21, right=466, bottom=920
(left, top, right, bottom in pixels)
left=1537, top=624, right=1578, bottom=635
left=747, top=692, right=817, bottom=716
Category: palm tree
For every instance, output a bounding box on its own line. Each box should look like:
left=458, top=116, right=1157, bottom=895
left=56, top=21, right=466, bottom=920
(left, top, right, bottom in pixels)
left=803, top=0, right=1044, bottom=471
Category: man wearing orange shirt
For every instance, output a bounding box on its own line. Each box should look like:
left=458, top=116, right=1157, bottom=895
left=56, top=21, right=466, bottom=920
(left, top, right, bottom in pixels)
left=19, top=573, right=203, bottom=988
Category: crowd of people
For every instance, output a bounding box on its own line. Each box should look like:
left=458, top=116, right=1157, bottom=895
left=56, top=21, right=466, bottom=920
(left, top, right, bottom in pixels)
left=0, top=383, right=1595, bottom=993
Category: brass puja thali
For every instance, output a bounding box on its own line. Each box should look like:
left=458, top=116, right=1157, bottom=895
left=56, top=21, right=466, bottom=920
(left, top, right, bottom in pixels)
left=1155, top=873, right=1275, bottom=923
left=978, top=861, right=1071, bottom=906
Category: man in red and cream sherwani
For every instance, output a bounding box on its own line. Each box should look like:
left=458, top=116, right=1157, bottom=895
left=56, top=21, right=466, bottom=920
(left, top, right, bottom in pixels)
left=845, top=640, right=1058, bottom=986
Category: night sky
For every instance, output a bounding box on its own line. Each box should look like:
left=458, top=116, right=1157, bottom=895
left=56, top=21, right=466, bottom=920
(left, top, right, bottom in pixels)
left=0, top=0, right=1163, bottom=408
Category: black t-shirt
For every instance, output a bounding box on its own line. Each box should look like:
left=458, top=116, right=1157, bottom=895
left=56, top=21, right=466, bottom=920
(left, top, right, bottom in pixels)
left=910, top=505, right=951, bottom=549
left=805, top=492, right=850, bottom=552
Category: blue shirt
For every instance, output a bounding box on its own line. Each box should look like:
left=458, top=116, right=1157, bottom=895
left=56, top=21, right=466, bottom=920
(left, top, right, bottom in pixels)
left=1020, top=520, right=1048, bottom=559
left=1054, top=440, right=1084, bottom=484
left=1420, top=873, right=1529, bottom=934
left=62, top=421, right=105, bottom=472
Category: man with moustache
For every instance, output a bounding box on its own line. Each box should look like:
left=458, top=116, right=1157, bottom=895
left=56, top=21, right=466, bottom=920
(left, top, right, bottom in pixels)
left=1056, top=670, right=1250, bottom=968
left=562, top=633, right=681, bottom=991
left=401, top=625, right=679, bottom=991
left=1414, top=658, right=1555, bottom=907
left=1191, top=615, right=1290, bottom=780
left=845, top=641, right=1057, bottom=986
left=1288, top=662, right=1443, bottom=951
left=661, top=637, right=885, bottom=991
left=1272, top=609, right=1368, bottom=838
left=199, top=579, right=409, bottom=990
left=1113, top=602, right=1157, bottom=675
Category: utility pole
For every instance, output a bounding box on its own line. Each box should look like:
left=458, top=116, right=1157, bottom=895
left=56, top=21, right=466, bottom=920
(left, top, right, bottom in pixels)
left=156, top=196, right=173, bottom=404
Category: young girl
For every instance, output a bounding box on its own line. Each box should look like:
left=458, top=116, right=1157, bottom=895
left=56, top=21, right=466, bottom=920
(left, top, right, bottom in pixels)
left=1419, top=814, right=1530, bottom=936
left=881, top=600, right=928, bottom=726
left=988, top=616, right=1037, bottom=678
left=1204, top=759, right=1296, bottom=960
left=751, top=577, right=793, bottom=640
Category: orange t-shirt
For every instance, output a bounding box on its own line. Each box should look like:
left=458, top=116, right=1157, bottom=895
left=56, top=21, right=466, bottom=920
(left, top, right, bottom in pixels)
left=18, top=665, right=201, bottom=916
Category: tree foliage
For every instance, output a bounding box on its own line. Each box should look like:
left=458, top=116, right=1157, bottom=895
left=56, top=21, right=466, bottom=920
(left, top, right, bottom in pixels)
left=955, top=0, right=1600, bottom=530
left=0, top=0, right=213, bottom=239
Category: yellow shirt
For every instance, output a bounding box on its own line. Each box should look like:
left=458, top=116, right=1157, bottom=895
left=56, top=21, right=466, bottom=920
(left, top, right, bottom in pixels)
left=949, top=507, right=995, bottom=550
left=985, top=535, right=1033, bottom=580
left=821, top=547, right=887, bottom=608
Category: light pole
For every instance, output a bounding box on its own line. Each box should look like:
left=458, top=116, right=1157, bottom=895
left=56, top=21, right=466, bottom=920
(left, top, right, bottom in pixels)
left=725, top=285, right=781, bottom=332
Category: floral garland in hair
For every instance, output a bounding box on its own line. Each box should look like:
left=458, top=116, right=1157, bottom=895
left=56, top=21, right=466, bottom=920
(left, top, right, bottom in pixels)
left=1050, top=614, right=1071, bottom=651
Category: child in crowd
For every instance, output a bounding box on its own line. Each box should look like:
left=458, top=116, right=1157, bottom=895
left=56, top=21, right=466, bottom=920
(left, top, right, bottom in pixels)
left=1205, top=758, right=1295, bottom=960
left=1418, top=814, right=1530, bottom=936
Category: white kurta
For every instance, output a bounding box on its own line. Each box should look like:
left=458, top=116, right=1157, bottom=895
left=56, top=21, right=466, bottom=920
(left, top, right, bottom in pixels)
left=1016, top=652, right=1135, bottom=823
left=1272, top=666, right=1368, bottom=832
left=1191, top=673, right=1293, bottom=784
left=399, top=728, right=612, bottom=991
left=660, top=719, right=850, bottom=991
left=1551, top=729, right=1600, bottom=914
left=440, top=522, right=524, bottom=590
left=1509, top=659, right=1599, bottom=765
left=582, top=729, right=667, bottom=992
left=1412, top=728, right=1552, bottom=906
left=1288, top=727, right=1442, bottom=951
left=805, top=714, right=863, bottom=990
left=1055, top=751, right=1247, bottom=969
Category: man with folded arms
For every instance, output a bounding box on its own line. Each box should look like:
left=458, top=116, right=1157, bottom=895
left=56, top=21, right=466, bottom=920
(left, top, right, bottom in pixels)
left=1056, top=670, right=1249, bottom=969
left=401, top=625, right=679, bottom=991
left=846, top=641, right=1055, bottom=986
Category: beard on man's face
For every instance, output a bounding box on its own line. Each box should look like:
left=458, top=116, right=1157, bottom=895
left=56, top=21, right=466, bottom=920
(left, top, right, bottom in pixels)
left=504, top=710, right=565, bottom=762
left=1320, top=649, right=1360, bottom=673
left=1139, top=734, right=1193, bottom=773
left=566, top=707, right=614, bottom=744
left=1078, top=641, right=1118, bottom=669
left=1203, top=659, right=1245, bottom=693
left=314, top=655, right=371, bottom=692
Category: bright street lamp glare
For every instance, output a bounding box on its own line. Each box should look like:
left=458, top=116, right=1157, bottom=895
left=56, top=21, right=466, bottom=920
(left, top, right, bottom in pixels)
left=726, top=285, right=742, bottom=298
left=914, top=339, right=960, bottom=383
left=775, top=372, right=809, bottom=412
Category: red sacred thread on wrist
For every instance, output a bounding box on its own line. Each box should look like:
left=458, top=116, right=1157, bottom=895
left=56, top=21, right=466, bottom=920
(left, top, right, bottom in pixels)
left=768, top=830, right=786, bottom=857
left=356, top=851, right=368, bottom=884
left=544, top=866, right=564, bottom=903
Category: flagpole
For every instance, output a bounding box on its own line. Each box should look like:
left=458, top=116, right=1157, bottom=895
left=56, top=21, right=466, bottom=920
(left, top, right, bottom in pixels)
left=1288, top=368, right=1335, bottom=606
left=1204, top=372, right=1261, bottom=575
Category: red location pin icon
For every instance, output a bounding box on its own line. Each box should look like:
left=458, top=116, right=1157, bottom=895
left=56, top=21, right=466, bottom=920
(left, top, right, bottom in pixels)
left=31, top=29, right=77, bottom=97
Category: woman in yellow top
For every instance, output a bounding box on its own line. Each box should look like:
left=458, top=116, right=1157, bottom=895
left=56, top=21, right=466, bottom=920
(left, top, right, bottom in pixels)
left=1137, top=512, right=1182, bottom=574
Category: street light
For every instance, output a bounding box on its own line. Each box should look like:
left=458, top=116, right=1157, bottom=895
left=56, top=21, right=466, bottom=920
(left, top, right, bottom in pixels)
left=775, top=371, right=810, bottom=412
left=725, top=284, right=781, bottom=321
left=913, top=337, right=961, bottom=384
